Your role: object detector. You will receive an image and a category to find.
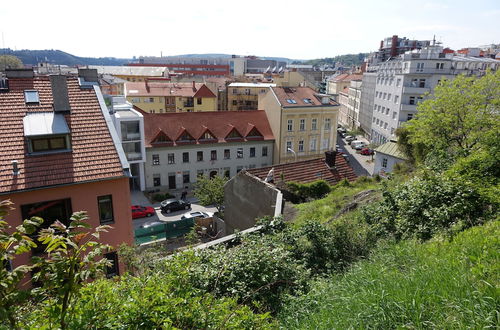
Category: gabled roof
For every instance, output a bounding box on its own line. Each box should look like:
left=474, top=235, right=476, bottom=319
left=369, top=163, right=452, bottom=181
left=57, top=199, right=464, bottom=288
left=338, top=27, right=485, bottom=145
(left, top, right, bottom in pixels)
left=271, top=87, right=339, bottom=107
left=141, top=110, right=274, bottom=147
left=225, top=126, right=244, bottom=140
left=151, top=130, right=173, bottom=145
left=247, top=153, right=357, bottom=185
left=125, top=81, right=216, bottom=98
left=0, top=76, right=125, bottom=194
left=375, top=141, right=408, bottom=160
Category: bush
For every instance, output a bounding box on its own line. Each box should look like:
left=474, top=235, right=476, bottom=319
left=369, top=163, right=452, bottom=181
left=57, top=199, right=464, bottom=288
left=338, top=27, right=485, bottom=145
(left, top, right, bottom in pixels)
left=285, top=180, right=331, bottom=203
left=152, top=192, right=174, bottom=202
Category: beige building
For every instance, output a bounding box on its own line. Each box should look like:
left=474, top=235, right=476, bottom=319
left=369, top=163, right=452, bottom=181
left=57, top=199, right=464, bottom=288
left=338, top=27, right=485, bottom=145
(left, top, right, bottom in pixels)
left=326, top=73, right=363, bottom=95
left=338, top=79, right=362, bottom=129
left=227, top=82, right=275, bottom=111
left=259, top=87, right=340, bottom=164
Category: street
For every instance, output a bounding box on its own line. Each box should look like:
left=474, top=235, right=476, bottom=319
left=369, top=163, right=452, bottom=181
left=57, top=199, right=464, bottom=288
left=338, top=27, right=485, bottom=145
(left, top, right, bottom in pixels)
left=337, top=133, right=374, bottom=177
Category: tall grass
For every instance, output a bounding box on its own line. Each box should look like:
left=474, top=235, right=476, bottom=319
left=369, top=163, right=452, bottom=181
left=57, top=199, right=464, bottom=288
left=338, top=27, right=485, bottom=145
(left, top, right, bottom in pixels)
left=279, top=221, right=499, bottom=329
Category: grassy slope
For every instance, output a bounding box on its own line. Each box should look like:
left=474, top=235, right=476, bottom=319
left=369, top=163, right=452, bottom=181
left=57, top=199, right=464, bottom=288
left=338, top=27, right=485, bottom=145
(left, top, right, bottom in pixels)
left=279, top=221, right=500, bottom=329
left=292, top=180, right=380, bottom=225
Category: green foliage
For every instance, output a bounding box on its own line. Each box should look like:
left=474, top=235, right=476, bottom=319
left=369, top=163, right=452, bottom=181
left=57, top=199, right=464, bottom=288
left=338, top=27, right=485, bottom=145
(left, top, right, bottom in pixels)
left=361, top=175, right=489, bottom=240
left=303, top=53, right=368, bottom=67
left=286, top=180, right=331, bottom=203
left=404, top=70, right=500, bottom=161
left=279, top=221, right=500, bottom=329
left=184, top=225, right=200, bottom=245
left=194, top=175, right=226, bottom=213
left=0, top=55, right=23, bottom=71
left=0, top=200, right=43, bottom=329
left=31, top=212, right=112, bottom=329
left=152, top=192, right=174, bottom=202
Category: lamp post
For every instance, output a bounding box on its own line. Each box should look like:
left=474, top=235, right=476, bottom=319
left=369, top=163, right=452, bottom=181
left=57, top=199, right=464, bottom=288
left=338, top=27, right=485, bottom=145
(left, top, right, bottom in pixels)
left=287, top=147, right=297, bottom=163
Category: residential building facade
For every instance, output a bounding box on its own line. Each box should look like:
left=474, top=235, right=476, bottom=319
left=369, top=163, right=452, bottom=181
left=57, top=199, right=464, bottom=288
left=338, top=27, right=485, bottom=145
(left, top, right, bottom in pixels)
left=227, top=82, right=275, bottom=111
left=142, top=111, right=274, bottom=192
left=0, top=69, right=133, bottom=276
left=125, top=81, right=217, bottom=113
left=259, top=87, right=339, bottom=164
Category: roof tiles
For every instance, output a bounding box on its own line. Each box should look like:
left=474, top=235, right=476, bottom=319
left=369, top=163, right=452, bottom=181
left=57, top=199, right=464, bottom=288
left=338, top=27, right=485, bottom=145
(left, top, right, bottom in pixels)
left=0, top=76, right=125, bottom=194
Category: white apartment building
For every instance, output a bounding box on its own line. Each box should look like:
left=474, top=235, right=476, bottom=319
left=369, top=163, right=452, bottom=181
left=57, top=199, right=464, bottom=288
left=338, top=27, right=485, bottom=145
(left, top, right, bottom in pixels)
left=371, top=46, right=500, bottom=144
left=142, top=111, right=274, bottom=191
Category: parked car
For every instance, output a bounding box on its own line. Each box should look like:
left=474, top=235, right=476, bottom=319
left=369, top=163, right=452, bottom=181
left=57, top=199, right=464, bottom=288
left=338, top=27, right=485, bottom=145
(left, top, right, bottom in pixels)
left=350, top=140, right=367, bottom=149
left=131, top=205, right=155, bottom=219
left=345, top=135, right=355, bottom=143
left=360, top=147, right=374, bottom=155
left=160, top=199, right=191, bottom=213
left=337, top=127, right=346, bottom=134
left=181, top=211, right=212, bottom=220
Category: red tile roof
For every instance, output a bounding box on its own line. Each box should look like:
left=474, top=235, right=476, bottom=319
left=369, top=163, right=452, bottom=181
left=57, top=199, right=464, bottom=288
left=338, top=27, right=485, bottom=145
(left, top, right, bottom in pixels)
left=271, top=87, right=339, bottom=107
left=0, top=76, right=126, bottom=194
left=247, top=153, right=357, bottom=185
left=331, top=74, right=363, bottom=82
left=141, top=110, right=274, bottom=147
left=125, top=82, right=216, bottom=98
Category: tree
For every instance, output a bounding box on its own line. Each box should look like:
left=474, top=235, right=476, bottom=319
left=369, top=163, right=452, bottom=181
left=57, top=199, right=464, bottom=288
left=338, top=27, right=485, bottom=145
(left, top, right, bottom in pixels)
left=33, top=211, right=112, bottom=329
left=0, top=55, right=23, bottom=71
left=193, top=176, right=226, bottom=213
left=404, top=70, right=500, bottom=160
left=0, top=200, right=43, bottom=329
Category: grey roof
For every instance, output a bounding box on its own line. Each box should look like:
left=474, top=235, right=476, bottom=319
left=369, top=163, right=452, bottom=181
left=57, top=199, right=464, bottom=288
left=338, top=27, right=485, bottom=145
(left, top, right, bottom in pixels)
left=374, top=141, right=408, bottom=160
left=23, top=112, right=70, bottom=137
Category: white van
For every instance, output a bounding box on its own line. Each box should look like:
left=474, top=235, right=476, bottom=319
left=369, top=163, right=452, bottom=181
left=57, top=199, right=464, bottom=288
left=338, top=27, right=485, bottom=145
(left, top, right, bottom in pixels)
left=350, top=140, right=367, bottom=150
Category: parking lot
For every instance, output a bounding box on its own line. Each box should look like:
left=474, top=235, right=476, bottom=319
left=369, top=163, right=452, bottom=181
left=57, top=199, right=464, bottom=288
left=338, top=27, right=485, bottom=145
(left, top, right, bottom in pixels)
left=130, top=192, right=217, bottom=230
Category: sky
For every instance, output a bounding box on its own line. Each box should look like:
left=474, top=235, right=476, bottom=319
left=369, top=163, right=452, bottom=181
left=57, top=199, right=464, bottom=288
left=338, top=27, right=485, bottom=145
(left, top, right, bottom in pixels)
left=1, top=0, right=499, bottom=60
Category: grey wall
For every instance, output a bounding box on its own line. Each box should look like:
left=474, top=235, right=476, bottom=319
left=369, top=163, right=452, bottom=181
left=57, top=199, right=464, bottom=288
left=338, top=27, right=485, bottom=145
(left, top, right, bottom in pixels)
left=224, top=171, right=281, bottom=233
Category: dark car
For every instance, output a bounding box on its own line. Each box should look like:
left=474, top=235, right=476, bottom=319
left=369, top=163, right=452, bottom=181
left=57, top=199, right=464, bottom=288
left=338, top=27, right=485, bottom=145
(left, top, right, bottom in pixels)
left=131, top=205, right=155, bottom=219
left=160, top=199, right=191, bottom=213
left=360, top=147, right=375, bottom=155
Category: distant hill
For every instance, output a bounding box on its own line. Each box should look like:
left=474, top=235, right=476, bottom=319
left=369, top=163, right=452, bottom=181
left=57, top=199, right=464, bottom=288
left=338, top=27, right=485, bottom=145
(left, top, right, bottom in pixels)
left=0, top=48, right=131, bottom=66
left=162, top=53, right=298, bottom=63
left=303, top=53, right=369, bottom=67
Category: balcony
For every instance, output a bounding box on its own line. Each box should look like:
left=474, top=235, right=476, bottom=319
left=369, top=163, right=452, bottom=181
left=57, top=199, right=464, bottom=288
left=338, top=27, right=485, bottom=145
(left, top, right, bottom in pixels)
left=400, top=103, right=417, bottom=112
left=402, top=86, right=430, bottom=94
left=122, top=141, right=143, bottom=161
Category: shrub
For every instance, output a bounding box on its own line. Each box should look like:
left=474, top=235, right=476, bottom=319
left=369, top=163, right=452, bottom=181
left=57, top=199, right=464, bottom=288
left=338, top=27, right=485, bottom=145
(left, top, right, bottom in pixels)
left=286, top=180, right=331, bottom=203
left=152, top=192, right=175, bottom=202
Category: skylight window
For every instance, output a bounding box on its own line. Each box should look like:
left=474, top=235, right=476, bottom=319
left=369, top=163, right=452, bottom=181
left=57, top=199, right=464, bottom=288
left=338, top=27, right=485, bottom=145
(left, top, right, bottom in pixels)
left=303, top=98, right=312, bottom=104
left=286, top=99, right=297, bottom=104
left=24, top=90, right=40, bottom=104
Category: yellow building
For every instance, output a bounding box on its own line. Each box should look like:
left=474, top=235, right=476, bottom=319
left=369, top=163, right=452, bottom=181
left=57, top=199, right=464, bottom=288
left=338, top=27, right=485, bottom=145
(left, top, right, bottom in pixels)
left=227, top=82, right=275, bottom=111
left=125, top=81, right=217, bottom=113
left=258, top=87, right=339, bottom=164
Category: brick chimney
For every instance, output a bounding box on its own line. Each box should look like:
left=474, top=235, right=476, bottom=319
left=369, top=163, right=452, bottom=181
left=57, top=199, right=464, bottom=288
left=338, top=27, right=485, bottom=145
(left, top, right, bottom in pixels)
left=192, top=81, right=197, bottom=91
left=325, top=150, right=337, bottom=168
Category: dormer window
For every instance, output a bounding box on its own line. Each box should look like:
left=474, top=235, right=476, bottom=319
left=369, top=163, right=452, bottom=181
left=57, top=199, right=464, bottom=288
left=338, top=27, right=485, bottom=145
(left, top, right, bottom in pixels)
left=24, top=112, right=71, bottom=154
left=24, top=90, right=40, bottom=104
left=226, top=128, right=243, bottom=139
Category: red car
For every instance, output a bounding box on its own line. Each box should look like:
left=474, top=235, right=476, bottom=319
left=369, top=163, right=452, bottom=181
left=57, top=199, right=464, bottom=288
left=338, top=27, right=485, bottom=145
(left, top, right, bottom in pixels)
left=360, top=148, right=374, bottom=155
left=131, top=205, right=155, bottom=219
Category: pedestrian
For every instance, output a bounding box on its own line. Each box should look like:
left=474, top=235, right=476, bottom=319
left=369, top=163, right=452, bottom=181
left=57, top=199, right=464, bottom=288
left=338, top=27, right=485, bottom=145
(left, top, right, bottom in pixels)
left=181, top=187, right=188, bottom=201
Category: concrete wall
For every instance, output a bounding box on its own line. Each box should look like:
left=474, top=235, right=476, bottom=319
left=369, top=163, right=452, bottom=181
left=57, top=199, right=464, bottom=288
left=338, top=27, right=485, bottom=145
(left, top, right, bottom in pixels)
left=224, top=171, right=282, bottom=233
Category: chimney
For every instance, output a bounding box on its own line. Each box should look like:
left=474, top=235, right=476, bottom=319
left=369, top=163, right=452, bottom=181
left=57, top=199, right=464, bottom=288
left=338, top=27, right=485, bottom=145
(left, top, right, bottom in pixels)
left=5, top=68, right=34, bottom=78
left=78, top=68, right=98, bottom=83
left=0, top=76, right=8, bottom=92
left=192, top=80, right=197, bottom=91
left=145, top=79, right=150, bottom=92
left=50, top=75, right=71, bottom=113
left=325, top=150, right=337, bottom=168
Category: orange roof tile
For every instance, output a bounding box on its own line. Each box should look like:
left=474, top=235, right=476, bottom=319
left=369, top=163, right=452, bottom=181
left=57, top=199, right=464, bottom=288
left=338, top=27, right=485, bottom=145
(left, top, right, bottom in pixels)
left=140, top=110, right=274, bottom=147
left=0, top=76, right=125, bottom=194
left=247, top=153, right=357, bottom=185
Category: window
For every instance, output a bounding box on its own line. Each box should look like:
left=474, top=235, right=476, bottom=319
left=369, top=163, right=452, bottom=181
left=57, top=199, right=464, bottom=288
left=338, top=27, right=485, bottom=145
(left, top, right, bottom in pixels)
left=299, top=119, right=305, bottom=131
left=311, top=118, right=317, bottom=130
left=153, top=174, right=161, bottom=187
left=409, top=96, right=416, bottom=105
left=394, top=95, right=399, bottom=104
left=322, top=138, right=329, bottom=150
left=183, top=171, right=190, bottom=184
left=168, top=153, right=175, bottom=164
left=384, top=122, right=388, bottom=129
left=388, top=93, right=392, bottom=100
left=391, top=127, right=395, bottom=135
left=298, top=140, right=304, bottom=152
left=236, top=166, right=243, bottom=173
left=382, top=158, right=388, bottom=168
left=419, top=79, right=426, bottom=88
left=262, top=146, right=268, bottom=157
left=416, top=62, right=424, bottom=72
left=436, top=62, right=444, bottom=70
left=98, top=195, right=114, bottom=225
left=131, top=97, right=140, bottom=103
left=197, top=170, right=204, bottom=177
left=286, top=141, right=292, bottom=152
left=237, top=148, right=243, bottom=158
left=152, top=154, right=160, bottom=165
left=383, top=92, right=387, bottom=100
left=232, top=100, right=237, bottom=106
left=183, top=152, right=189, bottom=163
left=250, top=147, right=255, bottom=157
left=392, top=112, right=397, bottom=119
left=396, top=78, right=401, bottom=87
left=197, top=98, right=202, bottom=105
left=287, top=119, right=293, bottom=132
left=24, top=90, right=40, bottom=104
left=224, top=168, right=230, bottom=178
left=30, top=135, right=69, bottom=153
left=407, top=113, right=414, bottom=121
left=224, top=149, right=230, bottom=159
left=310, top=138, right=317, bottom=151
left=105, top=252, right=119, bottom=278
left=324, top=118, right=331, bottom=130
left=210, top=150, right=217, bottom=160
left=197, top=151, right=203, bottom=162
left=386, top=108, right=389, bottom=115
left=286, top=99, right=297, bottom=104
left=245, top=88, right=250, bottom=95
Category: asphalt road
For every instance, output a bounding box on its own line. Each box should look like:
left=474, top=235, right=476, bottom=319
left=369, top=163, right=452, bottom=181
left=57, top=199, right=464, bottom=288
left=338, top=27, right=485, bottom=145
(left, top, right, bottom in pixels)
left=337, top=133, right=374, bottom=177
